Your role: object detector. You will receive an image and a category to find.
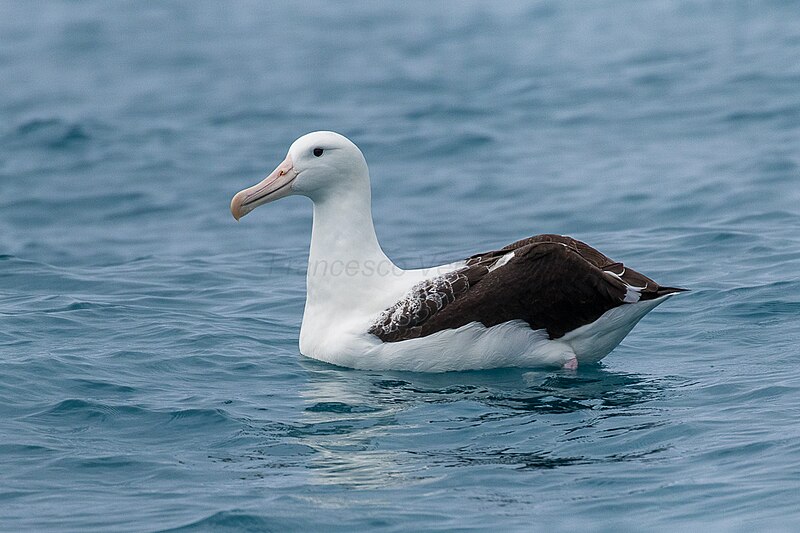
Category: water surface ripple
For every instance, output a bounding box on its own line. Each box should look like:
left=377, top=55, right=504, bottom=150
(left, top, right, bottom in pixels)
left=1, top=1, right=799, bottom=531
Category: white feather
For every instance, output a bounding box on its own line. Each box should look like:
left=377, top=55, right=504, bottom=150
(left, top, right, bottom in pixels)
left=488, top=251, right=515, bottom=272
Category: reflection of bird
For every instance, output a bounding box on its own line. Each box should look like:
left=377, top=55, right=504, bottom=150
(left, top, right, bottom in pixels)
left=231, top=131, right=684, bottom=371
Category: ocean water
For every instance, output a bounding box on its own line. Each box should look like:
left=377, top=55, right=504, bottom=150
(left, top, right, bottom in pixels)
left=2, top=0, right=800, bottom=530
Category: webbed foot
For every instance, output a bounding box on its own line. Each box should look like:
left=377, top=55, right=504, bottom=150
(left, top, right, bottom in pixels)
left=562, top=357, right=578, bottom=371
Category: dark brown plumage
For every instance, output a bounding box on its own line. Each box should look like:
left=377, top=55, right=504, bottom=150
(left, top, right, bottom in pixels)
left=368, top=234, right=684, bottom=342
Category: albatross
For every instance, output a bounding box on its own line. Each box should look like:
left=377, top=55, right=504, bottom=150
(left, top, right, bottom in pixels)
left=231, top=131, right=684, bottom=371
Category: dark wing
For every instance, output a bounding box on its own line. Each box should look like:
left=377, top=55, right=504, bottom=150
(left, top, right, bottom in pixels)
left=369, top=235, right=685, bottom=342
left=470, top=233, right=679, bottom=296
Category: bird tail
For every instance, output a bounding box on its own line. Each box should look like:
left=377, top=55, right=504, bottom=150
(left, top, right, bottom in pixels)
left=653, top=286, right=688, bottom=298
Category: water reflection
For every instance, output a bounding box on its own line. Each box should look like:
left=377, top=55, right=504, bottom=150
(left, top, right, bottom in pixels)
left=300, top=364, right=665, bottom=414
left=266, top=362, right=674, bottom=488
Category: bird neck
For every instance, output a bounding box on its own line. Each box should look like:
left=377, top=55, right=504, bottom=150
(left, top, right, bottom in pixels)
left=305, top=185, right=396, bottom=311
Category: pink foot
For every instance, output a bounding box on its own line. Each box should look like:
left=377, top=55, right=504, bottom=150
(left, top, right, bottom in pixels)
left=562, top=357, right=578, bottom=371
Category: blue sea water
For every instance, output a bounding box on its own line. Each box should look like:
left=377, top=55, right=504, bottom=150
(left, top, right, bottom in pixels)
left=2, top=0, right=800, bottom=530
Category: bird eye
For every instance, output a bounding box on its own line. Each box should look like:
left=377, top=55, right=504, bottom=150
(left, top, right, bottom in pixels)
left=313, top=148, right=324, bottom=157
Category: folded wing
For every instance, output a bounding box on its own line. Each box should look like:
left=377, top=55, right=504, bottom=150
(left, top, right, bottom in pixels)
left=368, top=234, right=684, bottom=342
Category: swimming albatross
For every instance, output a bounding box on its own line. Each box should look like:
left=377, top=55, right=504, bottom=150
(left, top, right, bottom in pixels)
left=231, top=131, right=684, bottom=371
